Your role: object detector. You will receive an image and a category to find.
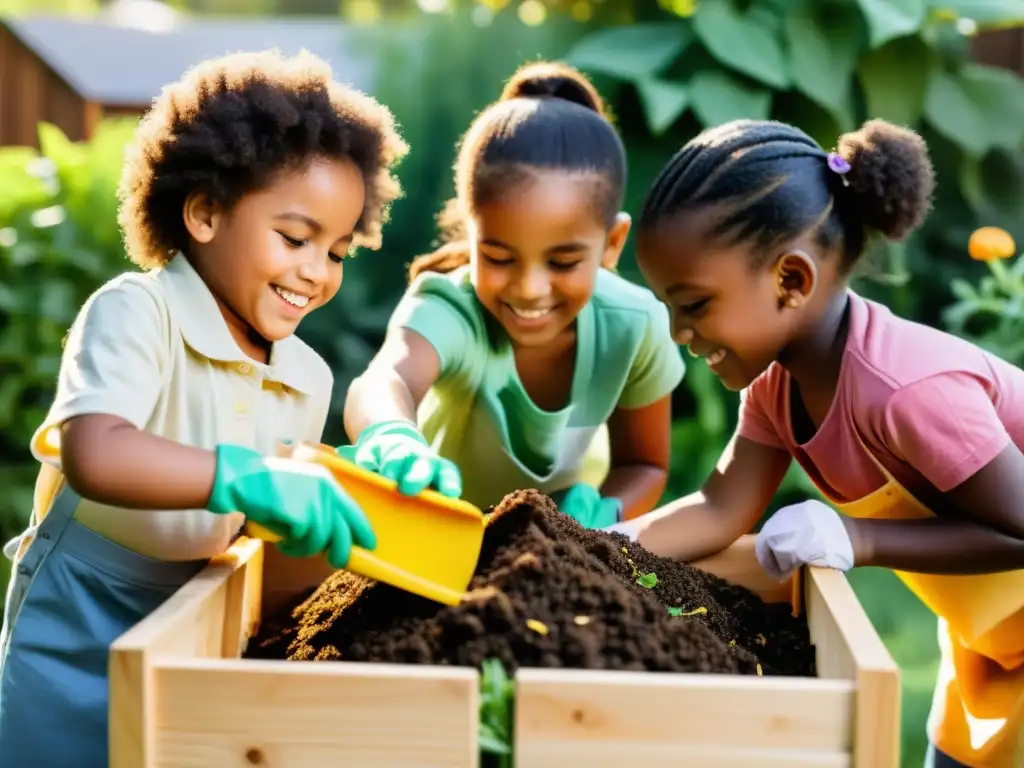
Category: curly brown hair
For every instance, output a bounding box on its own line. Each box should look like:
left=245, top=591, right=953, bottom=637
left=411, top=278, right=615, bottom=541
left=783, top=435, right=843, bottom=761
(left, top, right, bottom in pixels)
left=117, top=49, right=409, bottom=269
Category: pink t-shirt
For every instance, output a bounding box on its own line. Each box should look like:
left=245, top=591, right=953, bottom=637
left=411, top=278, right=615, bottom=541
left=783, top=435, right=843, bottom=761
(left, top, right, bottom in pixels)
left=738, top=291, right=1024, bottom=510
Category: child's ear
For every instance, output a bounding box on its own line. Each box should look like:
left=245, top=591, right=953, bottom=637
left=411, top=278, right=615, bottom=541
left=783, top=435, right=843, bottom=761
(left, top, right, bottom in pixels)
left=182, top=192, right=222, bottom=244
left=601, top=212, right=632, bottom=270
left=772, top=250, right=818, bottom=309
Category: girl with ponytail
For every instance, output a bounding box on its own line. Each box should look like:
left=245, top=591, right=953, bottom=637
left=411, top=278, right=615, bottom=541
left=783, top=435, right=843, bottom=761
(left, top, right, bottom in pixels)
left=343, top=61, right=685, bottom=526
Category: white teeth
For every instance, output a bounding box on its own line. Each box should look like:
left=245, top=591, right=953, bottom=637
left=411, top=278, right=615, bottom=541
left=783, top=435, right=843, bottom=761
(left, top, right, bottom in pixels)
left=509, top=306, right=552, bottom=320
left=706, top=349, right=727, bottom=366
left=275, top=286, right=309, bottom=308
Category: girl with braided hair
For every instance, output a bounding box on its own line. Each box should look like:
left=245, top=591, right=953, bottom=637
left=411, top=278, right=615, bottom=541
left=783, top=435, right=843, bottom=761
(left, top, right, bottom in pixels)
left=608, top=117, right=1024, bottom=768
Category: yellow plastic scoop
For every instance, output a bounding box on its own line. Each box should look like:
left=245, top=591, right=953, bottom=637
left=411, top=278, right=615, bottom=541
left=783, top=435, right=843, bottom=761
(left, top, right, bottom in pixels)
left=247, top=442, right=485, bottom=606
left=32, top=429, right=484, bottom=606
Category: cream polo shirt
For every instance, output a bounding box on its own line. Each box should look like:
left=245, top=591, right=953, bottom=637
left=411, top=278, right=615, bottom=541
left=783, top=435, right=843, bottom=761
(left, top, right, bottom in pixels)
left=28, top=252, right=333, bottom=562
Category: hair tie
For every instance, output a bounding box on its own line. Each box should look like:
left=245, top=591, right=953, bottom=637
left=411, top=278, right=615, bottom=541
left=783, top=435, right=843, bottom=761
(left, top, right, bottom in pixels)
left=827, top=151, right=851, bottom=187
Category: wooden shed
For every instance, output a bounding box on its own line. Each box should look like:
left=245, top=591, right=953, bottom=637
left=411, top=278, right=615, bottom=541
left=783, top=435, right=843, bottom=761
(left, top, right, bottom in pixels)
left=0, top=5, right=379, bottom=148
left=973, top=26, right=1024, bottom=75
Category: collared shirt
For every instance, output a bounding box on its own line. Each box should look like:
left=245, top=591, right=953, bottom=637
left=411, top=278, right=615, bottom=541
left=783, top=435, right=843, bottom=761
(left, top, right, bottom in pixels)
left=29, top=253, right=333, bottom=561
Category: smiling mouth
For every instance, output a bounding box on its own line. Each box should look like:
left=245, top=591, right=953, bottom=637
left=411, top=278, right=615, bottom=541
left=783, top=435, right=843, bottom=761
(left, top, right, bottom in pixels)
left=504, top=303, right=556, bottom=320
left=705, top=349, right=726, bottom=366
left=274, top=286, right=311, bottom=309
left=689, top=346, right=727, bottom=366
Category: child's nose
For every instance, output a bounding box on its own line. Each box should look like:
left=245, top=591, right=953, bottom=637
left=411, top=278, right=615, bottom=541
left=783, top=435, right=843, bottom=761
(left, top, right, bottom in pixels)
left=296, top=254, right=329, bottom=285
left=515, top=267, right=550, bottom=300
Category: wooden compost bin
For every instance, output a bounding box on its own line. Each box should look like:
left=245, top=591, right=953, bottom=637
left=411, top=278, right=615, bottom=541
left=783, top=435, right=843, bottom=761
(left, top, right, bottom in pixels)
left=109, top=534, right=901, bottom=767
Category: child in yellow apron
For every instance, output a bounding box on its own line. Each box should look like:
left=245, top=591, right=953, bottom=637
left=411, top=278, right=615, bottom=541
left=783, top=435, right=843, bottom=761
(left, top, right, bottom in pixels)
left=0, top=50, right=403, bottom=767
left=606, top=116, right=1024, bottom=766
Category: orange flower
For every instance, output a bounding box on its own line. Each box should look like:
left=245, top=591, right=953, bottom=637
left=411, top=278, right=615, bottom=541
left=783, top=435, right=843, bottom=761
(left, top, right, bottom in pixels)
left=968, top=227, right=1016, bottom=262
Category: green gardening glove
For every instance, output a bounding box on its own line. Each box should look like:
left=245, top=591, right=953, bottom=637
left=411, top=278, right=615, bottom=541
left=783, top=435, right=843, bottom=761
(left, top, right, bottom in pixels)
left=208, top=444, right=377, bottom=568
left=345, top=420, right=462, bottom=498
left=552, top=483, right=623, bottom=529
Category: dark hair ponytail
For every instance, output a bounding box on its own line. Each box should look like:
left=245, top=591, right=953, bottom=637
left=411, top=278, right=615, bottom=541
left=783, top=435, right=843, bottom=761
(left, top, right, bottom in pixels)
left=408, top=60, right=625, bottom=282
left=638, top=118, right=935, bottom=271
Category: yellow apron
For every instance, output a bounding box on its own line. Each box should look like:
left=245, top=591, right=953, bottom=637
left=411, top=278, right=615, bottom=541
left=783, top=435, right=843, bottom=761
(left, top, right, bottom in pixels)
left=814, top=433, right=1024, bottom=767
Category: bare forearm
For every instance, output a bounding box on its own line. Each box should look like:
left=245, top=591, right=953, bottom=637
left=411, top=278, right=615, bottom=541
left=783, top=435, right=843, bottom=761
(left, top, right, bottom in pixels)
left=344, top=367, right=419, bottom=442
left=62, top=416, right=217, bottom=510
left=601, top=464, right=666, bottom=521
left=853, top=516, right=1024, bottom=574
left=634, top=493, right=747, bottom=562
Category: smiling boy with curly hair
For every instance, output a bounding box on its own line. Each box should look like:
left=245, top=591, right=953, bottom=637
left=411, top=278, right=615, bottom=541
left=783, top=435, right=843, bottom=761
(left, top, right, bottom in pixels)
left=0, top=48, right=408, bottom=767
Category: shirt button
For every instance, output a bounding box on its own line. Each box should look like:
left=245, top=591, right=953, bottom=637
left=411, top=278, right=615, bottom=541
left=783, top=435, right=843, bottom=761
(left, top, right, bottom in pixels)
left=238, top=363, right=253, bottom=376
left=233, top=402, right=250, bottom=415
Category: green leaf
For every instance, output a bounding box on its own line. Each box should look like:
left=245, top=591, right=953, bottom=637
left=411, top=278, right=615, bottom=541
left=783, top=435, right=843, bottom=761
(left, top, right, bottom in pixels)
left=689, top=70, right=772, bottom=127
left=927, top=0, right=1024, bottom=27
left=635, top=78, right=689, bottom=135
left=478, top=730, right=512, bottom=755
left=37, top=122, right=85, bottom=179
left=949, top=278, right=979, bottom=302
left=857, top=0, right=926, bottom=48
left=960, top=149, right=1024, bottom=225
left=693, top=1, right=789, bottom=89
left=667, top=606, right=684, bottom=616
left=637, top=572, right=658, bottom=589
left=565, top=24, right=693, bottom=81
left=784, top=6, right=863, bottom=129
left=857, top=36, right=938, bottom=127
left=925, top=65, right=1024, bottom=157
left=0, top=148, right=52, bottom=220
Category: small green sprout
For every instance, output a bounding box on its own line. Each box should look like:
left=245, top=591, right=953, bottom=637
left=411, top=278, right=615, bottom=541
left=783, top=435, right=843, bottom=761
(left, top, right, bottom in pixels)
left=479, top=658, right=514, bottom=767
left=636, top=572, right=658, bottom=589
left=667, top=605, right=706, bottom=617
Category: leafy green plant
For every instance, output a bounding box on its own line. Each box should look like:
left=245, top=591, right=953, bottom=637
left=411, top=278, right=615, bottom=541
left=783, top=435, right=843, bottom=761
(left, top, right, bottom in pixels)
left=560, top=0, right=1024, bottom=249
left=0, top=120, right=139, bottom=602
left=479, top=658, right=515, bottom=768
left=943, top=226, right=1024, bottom=363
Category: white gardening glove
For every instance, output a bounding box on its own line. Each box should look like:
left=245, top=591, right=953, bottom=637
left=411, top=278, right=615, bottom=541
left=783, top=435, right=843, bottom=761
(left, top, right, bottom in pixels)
left=755, top=500, right=855, bottom=580
left=602, top=518, right=646, bottom=542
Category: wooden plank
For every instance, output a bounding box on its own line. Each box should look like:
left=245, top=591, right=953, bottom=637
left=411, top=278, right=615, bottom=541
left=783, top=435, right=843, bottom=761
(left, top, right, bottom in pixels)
left=109, top=537, right=264, bottom=768
left=259, top=542, right=337, bottom=620
left=83, top=100, right=103, bottom=139
left=808, top=568, right=901, bottom=768
left=514, top=668, right=854, bottom=766
left=220, top=537, right=265, bottom=658
left=691, top=534, right=794, bottom=605
left=108, top=640, right=154, bottom=768
left=152, top=658, right=479, bottom=767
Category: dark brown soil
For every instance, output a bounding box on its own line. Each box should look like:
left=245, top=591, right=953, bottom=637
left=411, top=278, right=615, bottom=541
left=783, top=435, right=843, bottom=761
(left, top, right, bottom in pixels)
left=246, top=489, right=815, bottom=677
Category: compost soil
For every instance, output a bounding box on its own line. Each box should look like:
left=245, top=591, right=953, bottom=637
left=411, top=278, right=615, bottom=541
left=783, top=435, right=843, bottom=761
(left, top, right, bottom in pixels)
left=246, top=489, right=815, bottom=677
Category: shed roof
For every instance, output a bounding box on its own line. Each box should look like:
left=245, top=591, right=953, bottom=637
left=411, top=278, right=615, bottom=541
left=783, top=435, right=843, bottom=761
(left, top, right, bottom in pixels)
left=2, top=13, right=379, bottom=107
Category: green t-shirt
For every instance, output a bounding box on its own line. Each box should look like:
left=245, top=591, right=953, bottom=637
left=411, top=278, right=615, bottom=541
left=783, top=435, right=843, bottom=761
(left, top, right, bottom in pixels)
left=388, top=265, right=685, bottom=509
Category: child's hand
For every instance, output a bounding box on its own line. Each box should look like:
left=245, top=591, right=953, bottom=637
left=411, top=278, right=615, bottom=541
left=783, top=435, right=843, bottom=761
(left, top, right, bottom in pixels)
left=346, top=420, right=462, bottom=498
left=755, top=500, right=854, bottom=580
left=208, top=444, right=377, bottom=568
left=553, top=484, right=622, bottom=529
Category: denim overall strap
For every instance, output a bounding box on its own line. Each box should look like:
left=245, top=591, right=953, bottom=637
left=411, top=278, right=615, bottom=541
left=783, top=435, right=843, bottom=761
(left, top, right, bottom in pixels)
left=0, top=483, right=206, bottom=768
